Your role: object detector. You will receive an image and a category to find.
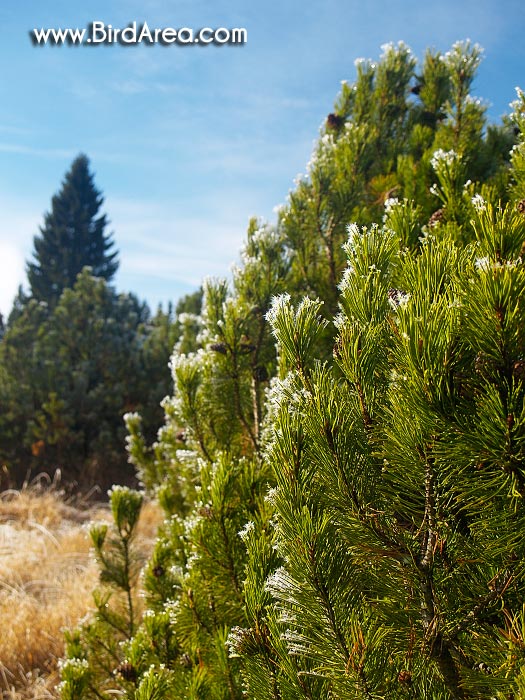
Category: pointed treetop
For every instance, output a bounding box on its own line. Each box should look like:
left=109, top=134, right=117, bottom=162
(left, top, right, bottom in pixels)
left=27, top=154, right=119, bottom=307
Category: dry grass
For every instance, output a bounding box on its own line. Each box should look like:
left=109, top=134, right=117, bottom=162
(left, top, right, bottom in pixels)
left=0, top=484, right=161, bottom=700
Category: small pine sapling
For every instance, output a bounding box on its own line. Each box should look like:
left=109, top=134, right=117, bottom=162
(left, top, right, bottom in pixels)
left=59, top=486, right=144, bottom=700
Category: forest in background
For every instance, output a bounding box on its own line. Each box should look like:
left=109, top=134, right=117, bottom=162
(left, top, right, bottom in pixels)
left=0, top=155, right=201, bottom=492
left=2, top=40, right=525, bottom=699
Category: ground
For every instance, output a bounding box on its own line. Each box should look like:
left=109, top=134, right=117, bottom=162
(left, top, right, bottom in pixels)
left=0, top=477, right=161, bottom=700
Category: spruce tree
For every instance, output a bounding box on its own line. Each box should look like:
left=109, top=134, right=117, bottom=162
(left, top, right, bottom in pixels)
left=27, top=154, right=118, bottom=307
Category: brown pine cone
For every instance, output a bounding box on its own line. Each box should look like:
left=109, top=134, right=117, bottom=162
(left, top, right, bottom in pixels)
left=428, top=208, right=445, bottom=228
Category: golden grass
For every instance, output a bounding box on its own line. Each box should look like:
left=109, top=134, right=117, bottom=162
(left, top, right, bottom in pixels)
left=0, top=485, right=162, bottom=700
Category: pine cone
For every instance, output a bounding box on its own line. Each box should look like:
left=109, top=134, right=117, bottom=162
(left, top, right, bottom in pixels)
left=428, top=208, right=445, bottom=228
left=326, top=113, right=344, bottom=130
left=513, top=360, right=525, bottom=381
left=398, top=670, right=412, bottom=685
left=517, top=198, right=525, bottom=214
left=152, top=565, right=164, bottom=578
left=210, top=342, right=228, bottom=355
left=115, top=662, right=138, bottom=682
left=175, top=429, right=187, bottom=443
left=253, top=366, right=269, bottom=382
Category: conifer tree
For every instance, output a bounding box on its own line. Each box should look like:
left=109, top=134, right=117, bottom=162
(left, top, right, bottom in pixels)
left=63, top=221, right=287, bottom=698
left=0, top=270, right=169, bottom=489
left=60, top=486, right=145, bottom=700
left=27, top=154, right=118, bottom=307
left=61, top=42, right=523, bottom=700
left=0, top=152, right=193, bottom=488
left=232, top=62, right=525, bottom=700
left=237, top=169, right=525, bottom=699
left=281, top=41, right=514, bottom=315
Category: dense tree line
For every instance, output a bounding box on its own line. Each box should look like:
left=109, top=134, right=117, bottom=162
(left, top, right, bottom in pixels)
left=0, top=155, right=201, bottom=491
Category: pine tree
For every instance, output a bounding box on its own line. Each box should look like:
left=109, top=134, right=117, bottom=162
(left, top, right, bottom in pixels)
left=233, top=58, right=525, bottom=700
left=0, top=270, right=174, bottom=489
left=60, top=43, right=524, bottom=700
left=243, top=179, right=525, bottom=699
left=60, top=486, right=145, bottom=700
left=27, top=154, right=118, bottom=307
left=281, top=41, right=514, bottom=316
left=1, top=154, right=190, bottom=488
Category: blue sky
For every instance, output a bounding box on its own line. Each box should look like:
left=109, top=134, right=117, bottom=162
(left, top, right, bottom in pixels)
left=0, top=0, right=523, bottom=317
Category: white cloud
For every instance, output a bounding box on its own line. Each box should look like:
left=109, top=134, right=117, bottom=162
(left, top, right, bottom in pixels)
left=107, top=194, right=249, bottom=284
left=105, top=191, right=271, bottom=307
left=0, top=142, right=77, bottom=159
left=0, top=124, right=34, bottom=136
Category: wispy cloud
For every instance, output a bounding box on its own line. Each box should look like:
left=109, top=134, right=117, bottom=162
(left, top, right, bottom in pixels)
left=0, top=124, right=34, bottom=136
left=106, top=193, right=256, bottom=302
left=111, top=79, right=149, bottom=95
left=0, top=142, right=76, bottom=158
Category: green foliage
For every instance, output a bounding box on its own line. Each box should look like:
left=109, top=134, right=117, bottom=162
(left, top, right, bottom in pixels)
left=252, top=184, right=525, bottom=696
left=126, top=222, right=287, bottom=492
left=281, top=41, right=515, bottom=314
left=120, top=222, right=287, bottom=696
left=61, top=42, right=525, bottom=700
left=509, top=87, right=525, bottom=202
left=59, top=487, right=144, bottom=700
left=27, top=154, right=118, bottom=307
left=0, top=270, right=176, bottom=489
left=1, top=157, right=197, bottom=489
